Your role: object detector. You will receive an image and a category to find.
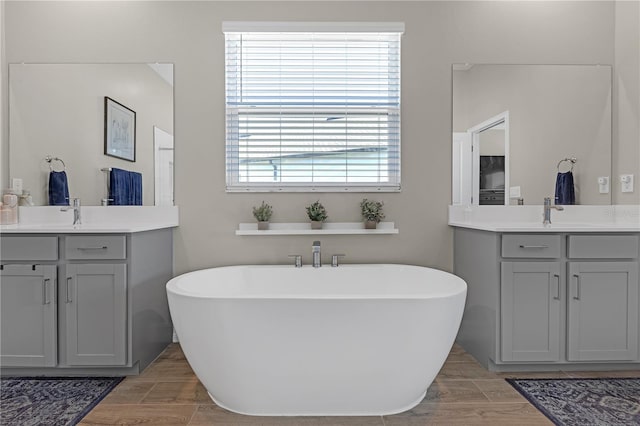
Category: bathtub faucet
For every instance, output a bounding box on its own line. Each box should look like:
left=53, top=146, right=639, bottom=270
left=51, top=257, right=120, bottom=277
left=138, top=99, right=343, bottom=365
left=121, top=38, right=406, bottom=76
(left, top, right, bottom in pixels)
left=288, top=255, right=303, bottom=268
left=312, top=241, right=322, bottom=268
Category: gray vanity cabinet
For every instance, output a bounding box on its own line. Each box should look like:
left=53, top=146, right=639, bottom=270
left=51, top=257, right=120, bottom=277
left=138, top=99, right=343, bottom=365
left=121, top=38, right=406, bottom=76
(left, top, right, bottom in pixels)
left=567, top=261, right=638, bottom=361
left=455, top=227, right=640, bottom=372
left=1, top=229, right=174, bottom=376
left=64, top=263, right=127, bottom=366
left=0, top=265, right=57, bottom=367
left=501, top=262, right=561, bottom=362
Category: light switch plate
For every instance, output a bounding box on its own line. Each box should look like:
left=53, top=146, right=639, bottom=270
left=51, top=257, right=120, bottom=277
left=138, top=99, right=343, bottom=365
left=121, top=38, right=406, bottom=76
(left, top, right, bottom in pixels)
left=598, top=176, right=609, bottom=194
left=11, top=178, right=23, bottom=194
left=620, top=174, right=634, bottom=193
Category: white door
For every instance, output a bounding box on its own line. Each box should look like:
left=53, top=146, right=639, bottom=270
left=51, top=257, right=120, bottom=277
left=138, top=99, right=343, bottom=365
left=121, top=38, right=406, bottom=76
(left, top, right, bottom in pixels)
left=467, top=111, right=510, bottom=206
left=452, top=132, right=472, bottom=205
left=154, top=126, right=174, bottom=206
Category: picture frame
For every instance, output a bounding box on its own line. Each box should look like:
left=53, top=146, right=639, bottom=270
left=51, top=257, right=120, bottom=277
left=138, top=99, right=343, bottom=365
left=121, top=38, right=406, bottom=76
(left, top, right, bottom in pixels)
left=104, top=96, right=136, bottom=162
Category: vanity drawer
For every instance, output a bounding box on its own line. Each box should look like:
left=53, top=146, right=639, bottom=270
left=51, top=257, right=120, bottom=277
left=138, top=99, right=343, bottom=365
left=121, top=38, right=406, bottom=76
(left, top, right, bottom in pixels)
left=568, top=235, right=639, bottom=259
left=65, top=236, right=126, bottom=260
left=501, top=234, right=562, bottom=258
left=0, top=236, right=58, bottom=261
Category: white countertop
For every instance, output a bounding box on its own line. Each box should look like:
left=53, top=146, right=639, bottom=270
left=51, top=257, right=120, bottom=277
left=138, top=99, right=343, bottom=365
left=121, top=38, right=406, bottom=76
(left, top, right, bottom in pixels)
left=0, top=206, right=179, bottom=234
left=448, top=205, right=640, bottom=233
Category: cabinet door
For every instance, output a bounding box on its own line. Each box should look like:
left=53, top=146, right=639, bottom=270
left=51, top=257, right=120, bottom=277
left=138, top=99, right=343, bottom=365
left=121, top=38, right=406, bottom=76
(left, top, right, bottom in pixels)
left=0, top=265, right=57, bottom=367
left=567, top=262, right=638, bottom=361
left=501, top=262, right=562, bottom=362
left=65, top=263, right=127, bottom=366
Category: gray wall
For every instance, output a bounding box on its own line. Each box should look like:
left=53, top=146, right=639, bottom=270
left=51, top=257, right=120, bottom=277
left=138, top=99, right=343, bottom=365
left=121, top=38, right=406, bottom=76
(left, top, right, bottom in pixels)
left=614, top=0, right=640, bottom=204
left=1, top=1, right=6, bottom=190
left=3, top=1, right=634, bottom=274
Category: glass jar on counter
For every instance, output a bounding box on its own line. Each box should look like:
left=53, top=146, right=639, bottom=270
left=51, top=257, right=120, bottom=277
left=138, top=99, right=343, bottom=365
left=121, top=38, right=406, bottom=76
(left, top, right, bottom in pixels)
left=19, top=190, right=34, bottom=207
left=1, top=189, right=19, bottom=224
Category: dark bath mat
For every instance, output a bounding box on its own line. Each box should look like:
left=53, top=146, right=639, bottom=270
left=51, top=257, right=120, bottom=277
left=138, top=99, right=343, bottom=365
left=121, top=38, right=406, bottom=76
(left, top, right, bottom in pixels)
left=507, top=377, right=640, bottom=426
left=1, top=376, right=124, bottom=426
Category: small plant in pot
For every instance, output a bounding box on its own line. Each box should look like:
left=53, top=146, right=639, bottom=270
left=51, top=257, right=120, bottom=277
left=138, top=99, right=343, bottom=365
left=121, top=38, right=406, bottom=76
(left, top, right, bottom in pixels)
left=360, top=198, right=385, bottom=229
left=306, top=200, right=328, bottom=230
left=252, top=201, right=273, bottom=230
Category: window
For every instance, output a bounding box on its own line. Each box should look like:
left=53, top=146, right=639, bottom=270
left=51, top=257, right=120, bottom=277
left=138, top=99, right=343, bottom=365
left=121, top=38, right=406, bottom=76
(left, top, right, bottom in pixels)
left=224, top=22, right=403, bottom=192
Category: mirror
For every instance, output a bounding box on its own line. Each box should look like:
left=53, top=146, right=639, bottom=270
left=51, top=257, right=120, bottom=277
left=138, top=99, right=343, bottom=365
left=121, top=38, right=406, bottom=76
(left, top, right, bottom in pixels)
left=9, top=63, right=174, bottom=206
left=452, top=64, right=611, bottom=205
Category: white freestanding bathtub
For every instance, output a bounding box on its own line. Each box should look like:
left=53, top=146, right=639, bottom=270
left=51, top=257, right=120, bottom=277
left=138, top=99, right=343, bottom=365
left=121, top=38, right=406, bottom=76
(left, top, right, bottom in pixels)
left=166, top=264, right=467, bottom=416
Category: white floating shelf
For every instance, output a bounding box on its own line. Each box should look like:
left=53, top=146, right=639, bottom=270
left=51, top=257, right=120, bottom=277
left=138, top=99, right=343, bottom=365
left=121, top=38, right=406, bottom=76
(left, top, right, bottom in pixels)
left=236, top=221, right=398, bottom=236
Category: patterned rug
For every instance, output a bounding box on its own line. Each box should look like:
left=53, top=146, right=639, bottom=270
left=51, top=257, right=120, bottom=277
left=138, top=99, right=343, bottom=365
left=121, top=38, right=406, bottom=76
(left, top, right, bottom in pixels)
left=507, top=378, right=640, bottom=426
left=1, top=377, right=124, bottom=426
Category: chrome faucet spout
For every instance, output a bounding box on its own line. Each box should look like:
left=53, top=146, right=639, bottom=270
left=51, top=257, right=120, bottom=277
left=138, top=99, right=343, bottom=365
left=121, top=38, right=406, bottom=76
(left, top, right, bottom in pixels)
left=543, top=197, right=563, bottom=225
left=60, top=198, right=81, bottom=225
left=312, top=241, right=322, bottom=268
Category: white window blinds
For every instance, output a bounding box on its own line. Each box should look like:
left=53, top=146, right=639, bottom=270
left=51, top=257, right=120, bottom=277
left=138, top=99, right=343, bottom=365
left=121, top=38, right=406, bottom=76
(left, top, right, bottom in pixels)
left=224, top=22, right=403, bottom=192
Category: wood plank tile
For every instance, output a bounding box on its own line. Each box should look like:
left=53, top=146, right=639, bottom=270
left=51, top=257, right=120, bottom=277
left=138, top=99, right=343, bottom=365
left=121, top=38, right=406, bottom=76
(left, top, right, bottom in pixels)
left=383, top=402, right=552, bottom=425
left=187, top=405, right=384, bottom=426
left=496, top=371, right=570, bottom=379
left=99, top=380, right=155, bottom=404
left=134, top=357, right=197, bottom=381
left=445, top=351, right=478, bottom=363
left=187, top=405, right=281, bottom=425
left=157, top=343, right=188, bottom=361
left=448, top=344, right=467, bottom=355
left=141, top=380, right=213, bottom=404
left=424, top=380, right=489, bottom=403
left=472, top=379, right=526, bottom=403
left=79, top=404, right=197, bottom=425
left=436, top=362, right=497, bottom=380
left=306, top=416, right=384, bottom=426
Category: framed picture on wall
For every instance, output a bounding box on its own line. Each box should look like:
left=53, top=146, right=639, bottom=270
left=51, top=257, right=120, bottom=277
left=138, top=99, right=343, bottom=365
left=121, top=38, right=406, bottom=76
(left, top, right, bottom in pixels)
left=104, top=96, right=136, bottom=162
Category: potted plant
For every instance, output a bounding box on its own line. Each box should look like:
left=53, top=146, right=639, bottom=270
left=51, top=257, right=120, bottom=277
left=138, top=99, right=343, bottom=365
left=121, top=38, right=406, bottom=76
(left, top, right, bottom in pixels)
left=305, top=200, right=328, bottom=230
left=252, top=201, right=273, bottom=230
left=360, top=198, right=385, bottom=229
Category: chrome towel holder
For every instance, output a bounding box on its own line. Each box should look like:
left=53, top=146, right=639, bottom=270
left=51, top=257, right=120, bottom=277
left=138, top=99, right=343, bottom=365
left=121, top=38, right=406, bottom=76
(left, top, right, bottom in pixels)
left=557, top=157, right=577, bottom=173
left=44, top=155, right=66, bottom=172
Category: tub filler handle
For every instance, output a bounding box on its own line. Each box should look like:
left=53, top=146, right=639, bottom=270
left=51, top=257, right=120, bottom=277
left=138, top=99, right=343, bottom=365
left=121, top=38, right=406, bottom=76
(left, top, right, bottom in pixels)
left=331, top=254, right=346, bottom=267
left=312, top=241, right=322, bottom=268
left=287, top=255, right=303, bottom=268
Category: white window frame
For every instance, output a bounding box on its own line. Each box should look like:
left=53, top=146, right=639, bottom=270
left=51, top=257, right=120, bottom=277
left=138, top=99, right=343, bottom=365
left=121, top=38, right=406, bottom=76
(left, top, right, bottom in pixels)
left=223, top=21, right=404, bottom=193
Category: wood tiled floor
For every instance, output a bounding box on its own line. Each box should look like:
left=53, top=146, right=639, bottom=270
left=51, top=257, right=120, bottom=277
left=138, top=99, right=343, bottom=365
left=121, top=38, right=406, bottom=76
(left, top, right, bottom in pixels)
left=79, top=343, right=635, bottom=425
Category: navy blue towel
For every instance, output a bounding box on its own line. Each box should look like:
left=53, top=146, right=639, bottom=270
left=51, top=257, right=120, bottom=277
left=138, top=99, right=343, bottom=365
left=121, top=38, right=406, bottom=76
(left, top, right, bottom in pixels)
left=48, top=171, right=70, bottom=206
left=109, top=168, right=142, bottom=206
left=555, top=171, right=576, bottom=205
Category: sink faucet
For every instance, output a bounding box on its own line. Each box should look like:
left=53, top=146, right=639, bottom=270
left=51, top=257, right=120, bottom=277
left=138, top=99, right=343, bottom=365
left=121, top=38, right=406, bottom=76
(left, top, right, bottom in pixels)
left=543, top=197, right=564, bottom=225
left=61, top=198, right=81, bottom=225
left=312, top=241, right=322, bottom=268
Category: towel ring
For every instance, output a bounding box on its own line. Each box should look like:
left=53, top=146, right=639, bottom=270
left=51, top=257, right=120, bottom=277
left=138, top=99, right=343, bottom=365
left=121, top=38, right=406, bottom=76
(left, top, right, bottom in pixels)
left=557, top=157, right=577, bottom=173
left=45, top=155, right=66, bottom=172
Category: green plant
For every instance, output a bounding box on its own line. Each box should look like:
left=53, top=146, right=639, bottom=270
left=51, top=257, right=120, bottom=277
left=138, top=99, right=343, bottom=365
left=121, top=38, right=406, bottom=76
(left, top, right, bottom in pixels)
left=306, top=200, right=328, bottom=222
left=252, top=201, right=273, bottom=222
left=360, top=198, right=385, bottom=223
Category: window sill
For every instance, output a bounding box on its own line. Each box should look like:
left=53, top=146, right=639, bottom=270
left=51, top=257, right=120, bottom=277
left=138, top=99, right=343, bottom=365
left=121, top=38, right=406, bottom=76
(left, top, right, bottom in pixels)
left=236, top=221, right=398, bottom=235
